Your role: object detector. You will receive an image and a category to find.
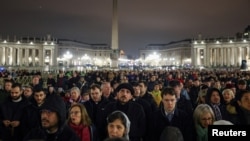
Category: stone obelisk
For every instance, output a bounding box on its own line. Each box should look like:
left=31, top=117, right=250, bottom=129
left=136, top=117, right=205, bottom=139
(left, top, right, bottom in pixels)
left=110, top=0, right=119, bottom=68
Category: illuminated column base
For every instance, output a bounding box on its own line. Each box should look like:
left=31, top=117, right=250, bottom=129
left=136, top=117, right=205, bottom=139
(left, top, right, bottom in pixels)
left=111, top=60, right=118, bottom=68
left=110, top=49, right=119, bottom=68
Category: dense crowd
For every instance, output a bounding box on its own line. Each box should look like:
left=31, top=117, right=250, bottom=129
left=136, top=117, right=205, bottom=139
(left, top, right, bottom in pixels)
left=0, top=68, right=249, bottom=141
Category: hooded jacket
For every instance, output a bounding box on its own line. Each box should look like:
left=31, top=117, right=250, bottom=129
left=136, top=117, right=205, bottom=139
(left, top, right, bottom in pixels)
left=23, top=94, right=80, bottom=141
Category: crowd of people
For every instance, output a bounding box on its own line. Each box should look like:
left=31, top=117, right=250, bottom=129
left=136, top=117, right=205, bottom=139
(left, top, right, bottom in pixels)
left=0, top=68, right=249, bottom=141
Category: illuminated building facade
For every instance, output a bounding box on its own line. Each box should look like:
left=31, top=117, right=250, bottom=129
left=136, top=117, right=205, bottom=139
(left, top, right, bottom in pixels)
left=140, top=26, right=250, bottom=68
left=0, top=35, right=56, bottom=69
left=0, top=35, right=112, bottom=71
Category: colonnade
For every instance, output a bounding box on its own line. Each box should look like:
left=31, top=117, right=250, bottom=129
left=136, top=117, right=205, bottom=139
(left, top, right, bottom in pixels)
left=193, top=45, right=250, bottom=67
left=0, top=44, right=55, bottom=67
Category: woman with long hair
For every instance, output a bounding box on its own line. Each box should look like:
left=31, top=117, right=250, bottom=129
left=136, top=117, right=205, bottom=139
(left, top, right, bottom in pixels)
left=67, top=103, right=98, bottom=141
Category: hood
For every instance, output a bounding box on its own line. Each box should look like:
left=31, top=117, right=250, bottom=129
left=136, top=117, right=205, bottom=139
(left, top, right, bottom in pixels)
left=41, top=94, right=66, bottom=127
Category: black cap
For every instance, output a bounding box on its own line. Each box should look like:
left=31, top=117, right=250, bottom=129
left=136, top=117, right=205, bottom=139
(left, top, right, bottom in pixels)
left=130, top=81, right=139, bottom=87
left=115, top=83, right=135, bottom=95
left=238, top=80, right=246, bottom=85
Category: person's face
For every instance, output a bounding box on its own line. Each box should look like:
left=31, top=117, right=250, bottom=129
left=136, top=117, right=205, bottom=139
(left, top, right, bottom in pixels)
left=11, top=87, right=23, bottom=100
left=193, top=80, right=200, bottom=87
left=162, top=94, right=177, bottom=112
left=150, top=76, right=156, bottom=81
left=200, top=112, right=213, bottom=128
left=210, top=91, right=221, bottom=104
left=154, top=85, right=160, bottom=91
left=102, top=84, right=112, bottom=97
left=4, top=82, right=12, bottom=91
left=48, top=74, right=53, bottom=78
left=139, top=83, right=146, bottom=95
left=65, top=92, right=70, bottom=98
left=214, top=82, right=221, bottom=89
left=32, top=77, right=39, bottom=85
left=237, top=93, right=250, bottom=111
left=231, top=88, right=236, bottom=95
left=173, top=86, right=181, bottom=96
left=82, top=94, right=90, bottom=101
left=90, top=88, right=102, bottom=102
left=107, top=119, right=126, bottom=139
left=70, top=90, right=80, bottom=101
left=223, top=91, right=233, bottom=103
left=41, top=110, right=59, bottom=132
left=117, top=88, right=132, bottom=104
left=133, top=86, right=140, bottom=97
left=96, top=77, right=101, bottom=81
left=34, top=91, right=46, bottom=105
left=238, top=84, right=247, bottom=90
left=49, top=87, right=54, bottom=93
left=69, top=106, right=81, bottom=125
left=24, top=87, right=33, bottom=97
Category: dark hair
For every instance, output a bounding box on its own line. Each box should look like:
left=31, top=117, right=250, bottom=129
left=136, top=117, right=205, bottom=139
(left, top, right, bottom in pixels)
left=90, top=84, right=101, bottom=91
left=11, top=83, right=22, bottom=90
left=104, top=137, right=129, bottom=141
left=205, top=87, right=224, bottom=104
left=238, top=79, right=246, bottom=85
left=138, top=80, right=148, bottom=87
left=160, top=126, right=184, bottom=141
left=236, top=89, right=250, bottom=101
left=33, top=87, right=46, bottom=95
left=168, top=80, right=180, bottom=88
left=161, top=87, right=176, bottom=98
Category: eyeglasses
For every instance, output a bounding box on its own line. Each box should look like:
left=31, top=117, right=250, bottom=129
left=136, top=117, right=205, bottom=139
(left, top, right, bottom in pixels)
left=70, top=111, right=81, bottom=115
left=201, top=117, right=212, bottom=121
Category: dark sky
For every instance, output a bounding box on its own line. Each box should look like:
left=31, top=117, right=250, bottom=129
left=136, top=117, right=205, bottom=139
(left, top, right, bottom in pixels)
left=0, top=0, right=249, bottom=58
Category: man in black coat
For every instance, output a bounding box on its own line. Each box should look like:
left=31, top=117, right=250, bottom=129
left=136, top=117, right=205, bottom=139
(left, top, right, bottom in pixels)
left=98, top=83, right=146, bottom=141
left=21, top=88, right=47, bottom=137
left=23, top=94, right=80, bottom=141
left=0, top=83, right=30, bottom=141
left=84, top=84, right=110, bottom=125
left=150, top=87, right=195, bottom=141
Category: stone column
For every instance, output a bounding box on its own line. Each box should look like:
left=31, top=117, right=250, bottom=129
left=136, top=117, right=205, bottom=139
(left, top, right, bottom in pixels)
left=232, top=47, right=236, bottom=66
left=25, top=49, right=29, bottom=66
left=246, top=47, right=249, bottom=59
left=1, top=47, right=5, bottom=65
left=227, top=48, right=230, bottom=66
left=16, top=47, right=21, bottom=65
left=194, top=48, right=197, bottom=66
left=204, top=47, right=207, bottom=66
left=32, top=49, right=36, bottom=66
left=197, top=48, right=200, bottom=66
left=12, top=48, right=16, bottom=65
left=224, top=48, right=227, bottom=66
left=239, top=47, right=242, bottom=67
left=51, top=49, right=54, bottom=66
left=39, top=49, right=43, bottom=66
left=214, top=48, right=217, bottom=66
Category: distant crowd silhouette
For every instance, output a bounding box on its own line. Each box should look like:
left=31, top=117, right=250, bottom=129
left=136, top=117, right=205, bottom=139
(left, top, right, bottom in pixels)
left=0, top=68, right=249, bottom=141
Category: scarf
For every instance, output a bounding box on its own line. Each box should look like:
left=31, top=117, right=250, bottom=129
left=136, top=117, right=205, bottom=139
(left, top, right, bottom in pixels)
left=69, top=123, right=90, bottom=141
left=69, top=96, right=84, bottom=104
left=196, top=125, right=208, bottom=141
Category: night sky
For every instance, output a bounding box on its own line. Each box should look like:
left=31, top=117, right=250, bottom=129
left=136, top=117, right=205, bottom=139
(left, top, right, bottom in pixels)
left=0, top=0, right=249, bottom=58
